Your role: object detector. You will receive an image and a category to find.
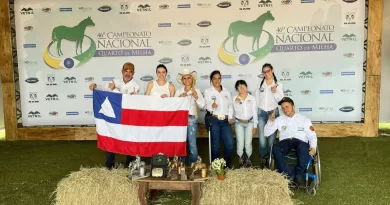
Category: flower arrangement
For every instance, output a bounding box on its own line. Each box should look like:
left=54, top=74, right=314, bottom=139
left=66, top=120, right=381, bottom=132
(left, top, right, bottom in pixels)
left=211, top=158, right=227, bottom=176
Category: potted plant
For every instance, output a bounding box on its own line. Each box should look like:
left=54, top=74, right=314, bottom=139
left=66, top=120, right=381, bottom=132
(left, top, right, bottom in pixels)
left=211, top=158, right=227, bottom=180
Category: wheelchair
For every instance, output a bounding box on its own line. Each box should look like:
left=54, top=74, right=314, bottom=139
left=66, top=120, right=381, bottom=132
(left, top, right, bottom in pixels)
left=268, top=140, right=321, bottom=195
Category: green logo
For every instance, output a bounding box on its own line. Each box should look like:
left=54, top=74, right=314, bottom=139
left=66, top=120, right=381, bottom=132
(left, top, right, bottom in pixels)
left=218, top=11, right=275, bottom=66
left=43, top=16, right=96, bottom=69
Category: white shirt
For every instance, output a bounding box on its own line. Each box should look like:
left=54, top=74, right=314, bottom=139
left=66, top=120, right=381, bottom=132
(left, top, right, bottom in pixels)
left=264, top=113, right=317, bottom=148
left=97, top=78, right=140, bottom=94
left=233, top=94, right=258, bottom=128
left=255, top=80, right=284, bottom=112
left=204, top=86, right=233, bottom=119
left=175, top=87, right=205, bottom=116
left=150, top=80, right=170, bottom=97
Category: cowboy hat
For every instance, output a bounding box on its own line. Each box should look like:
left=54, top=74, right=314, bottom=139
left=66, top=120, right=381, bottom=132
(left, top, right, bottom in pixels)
left=176, top=68, right=197, bottom=85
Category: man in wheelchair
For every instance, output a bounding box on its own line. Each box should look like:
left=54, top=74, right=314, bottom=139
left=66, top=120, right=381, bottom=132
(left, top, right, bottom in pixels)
left=264, top=97, right=317, bottom=187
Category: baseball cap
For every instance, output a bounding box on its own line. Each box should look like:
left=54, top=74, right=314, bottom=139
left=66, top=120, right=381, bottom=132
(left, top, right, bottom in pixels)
left=278, top=97, right=294, bottom=105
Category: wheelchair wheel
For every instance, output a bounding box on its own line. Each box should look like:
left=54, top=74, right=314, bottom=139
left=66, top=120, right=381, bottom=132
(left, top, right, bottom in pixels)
left=312, top=147, right=321, bottom=189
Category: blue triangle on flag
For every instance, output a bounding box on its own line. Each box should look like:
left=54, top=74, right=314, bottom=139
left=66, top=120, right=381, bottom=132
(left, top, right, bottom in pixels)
left=93, top=89, right=122, bottom=124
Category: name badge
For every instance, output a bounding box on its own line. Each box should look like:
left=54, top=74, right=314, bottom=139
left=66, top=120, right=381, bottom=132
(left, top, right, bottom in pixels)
left=281, top=126, right=287, bottom=131
left=298, top=127, right=304, bottom=131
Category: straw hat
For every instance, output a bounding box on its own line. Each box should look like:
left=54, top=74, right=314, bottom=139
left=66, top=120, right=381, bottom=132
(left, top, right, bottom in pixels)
left=176, top=68, right=197, bottom=85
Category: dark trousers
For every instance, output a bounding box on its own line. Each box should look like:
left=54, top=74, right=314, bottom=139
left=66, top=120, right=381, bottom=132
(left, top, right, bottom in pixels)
left=272, top=139, right=310, bottom=179
left=210, top=117, right=234, bottom=168
left=105, top=152, right=134, bottom=169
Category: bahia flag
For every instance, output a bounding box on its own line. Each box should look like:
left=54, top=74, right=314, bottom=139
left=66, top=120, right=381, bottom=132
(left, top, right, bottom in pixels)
left=93, top=89, right=190, bottom=157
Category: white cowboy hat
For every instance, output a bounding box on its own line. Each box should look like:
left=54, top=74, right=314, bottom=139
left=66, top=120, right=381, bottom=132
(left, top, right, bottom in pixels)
left=176, top=68, right=197, bottom=85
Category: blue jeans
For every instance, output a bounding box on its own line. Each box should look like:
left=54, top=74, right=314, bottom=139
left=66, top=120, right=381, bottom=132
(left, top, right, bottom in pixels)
left=235, top=121, right=253, bottom=158
left=180, top=116, right=198, bottom=164
left=272, top=138, right=310, bottom=179
left=210, top=117, right=234, bottom=168
left=258, top=108, right=279, bottom=157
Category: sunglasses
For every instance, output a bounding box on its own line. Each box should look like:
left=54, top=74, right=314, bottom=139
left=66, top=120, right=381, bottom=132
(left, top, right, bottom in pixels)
left=262, top=69, right=272, bottom=74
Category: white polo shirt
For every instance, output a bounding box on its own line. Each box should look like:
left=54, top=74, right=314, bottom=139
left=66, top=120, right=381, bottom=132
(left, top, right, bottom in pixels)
left=255, top=80, right=284, bottom=112
left=233, top=94, right=258, bottom=128
left=204, top=86, right=233, bottom=119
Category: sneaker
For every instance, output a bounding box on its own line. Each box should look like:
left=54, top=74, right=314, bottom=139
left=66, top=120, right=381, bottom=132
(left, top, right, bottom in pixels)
left=238, top=156, right=245, bottom=168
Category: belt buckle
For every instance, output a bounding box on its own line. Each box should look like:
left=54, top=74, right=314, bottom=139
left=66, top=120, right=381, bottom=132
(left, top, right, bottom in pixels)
left=241, top=120, right=248, bottom=124
left=217, top=115, right=226, bottom=120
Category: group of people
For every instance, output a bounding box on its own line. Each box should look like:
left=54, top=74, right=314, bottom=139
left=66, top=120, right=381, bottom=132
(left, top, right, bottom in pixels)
left=89, top=62, right=318, bottom=185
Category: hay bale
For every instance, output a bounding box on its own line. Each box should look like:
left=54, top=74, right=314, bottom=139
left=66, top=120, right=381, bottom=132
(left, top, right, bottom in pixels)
left=200, top=169, right=294, bottom=205
left=53, top=167, right=140, bottom=205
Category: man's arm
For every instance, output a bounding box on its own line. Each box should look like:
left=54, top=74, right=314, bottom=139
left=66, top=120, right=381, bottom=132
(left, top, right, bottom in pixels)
left=305, top=120, right=318, bottom=150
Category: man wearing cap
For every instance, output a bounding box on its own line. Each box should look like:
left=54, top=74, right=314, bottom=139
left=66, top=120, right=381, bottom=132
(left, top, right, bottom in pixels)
left=89, top=62, right=140, bottom=95
left=89, top=62, right=140, bottom=169
left=264, top=97, right=317, bottom=186
left=175, top=68, right=205, bottom=164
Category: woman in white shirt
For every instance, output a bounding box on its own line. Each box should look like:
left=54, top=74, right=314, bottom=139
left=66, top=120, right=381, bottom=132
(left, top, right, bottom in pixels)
left=255, top=63, right=284, bottom=168
left=233, top=80, right=258, bottom=168
left=204, top=70, right=234, bottom=168
left=175, top=68, right=205, bottom=164
left=145, top=64, right=175, bottom=97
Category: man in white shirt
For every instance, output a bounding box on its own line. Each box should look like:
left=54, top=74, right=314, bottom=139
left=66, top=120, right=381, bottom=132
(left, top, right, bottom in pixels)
left=264, top=97, right=317, bottom=185
left=89, top=62, right=140, bottom=169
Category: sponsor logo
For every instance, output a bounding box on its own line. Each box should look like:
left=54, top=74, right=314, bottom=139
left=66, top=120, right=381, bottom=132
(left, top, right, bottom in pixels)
left=322, top=71, right=332, bottom=77
left=102, top=77, right=115, bottom=81
left=66, top=112, right=79, bottom=115
left=343, top=0, right=357, bottom=3
left=280, top=69, right=291, bottom=81
left=198, top=3, right=212, bottom=8
left=159, top=40, right=172, bottom=45
left=24, top=26, right=33, bottom=31
left=45, top=94, right=59, bottom=101
left=217, top=1, right=232, bottom=8
left=85, top=77, right=94, bottom=82
left=25, top=77, right=39, bottom=83
left=24, top=60, right=38, bottom=64
left=198, top=57, right=212, bottom=64
left=120, top=2, right=130, bottom=14
left=238, top=73, right=252, bottom=78
left=42, top=8, right=51, bottom=13
left=341, top=33, right=357, bottom=41
left=341, top=72, right=355, bottom=76
left=299, top=108, right=312, bottom=112
left=85, top=111, right=93, bottom=115
left=301, top=0, right=315, bottom=3
left=178, top=39, right=192, bottom=46
left=138, top=4, right=151, bottom=12
left=159, top=57, right=173, bottom=64
left=320, top=90, right=333, bottom=94
left=258, top=0, right=273, bottom=7
left=140, top=75, right=154, bottom=81
left=46, top=94, right=59, bottom=101
left=79, top=7, right=92, bottom=11
left=257, top=73, right=265, bottom=78
left=67, top=94, right=77, bottom=99
left=46, top=74, right=57, bottom=86
left=344, top=53, right=354, bottom=58
left=178, top=22, right=191, bottom=27
left=200, top=36, right=210, bottom=48
left=159, top=4, right=169, bottom=9
left=222, top=75, right=232, bottom=79
left=323, top=0, right=337, bottom=3
left=21, top=7, right=34, bottom=15
left=319, top=107, right=334, bottom=112
left=344, top=12, right=356, bottom=25
left=281, top=0, right=292, bottom=5
left=29, top=92, right=39, bottom=103
left=299, top=71, right=313, bottom=79
left=98, top=5, right=111, bottom=12
left=49, top=111, right=58, bottom=116
left=63, top=76, right=77, bottom=83
left=201, top=75, right=209, bottom=80
left=339, top=106, right=354, bottom=112
left=158, top=23, right=171, bottom=27
left=28, top=111, right=41, bottom=118
left=59, top=8, right=72, bottom=12
left=197, top=21, right=212, bottom=27
left=340, top=89, right=356, bottom=93
left=84, top=95, right=93, bottom=98
left=178, top=4, right=191, bottom=8
left=24, top=44, right=36, bottom=48
left=284, top=89, right=292, bottom=96
left=301, top=90, right=311, bottom=95
left=180, top=55, right=191, bottom=66
left=240, top=0, right=250, bottom=10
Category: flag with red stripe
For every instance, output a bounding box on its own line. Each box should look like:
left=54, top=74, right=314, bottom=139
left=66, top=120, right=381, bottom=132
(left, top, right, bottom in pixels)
left=93, top=89, right=190, bottom=157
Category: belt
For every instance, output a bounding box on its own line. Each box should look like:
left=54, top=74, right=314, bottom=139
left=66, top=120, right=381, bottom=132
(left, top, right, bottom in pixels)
left=212, top=115, right=228, bottom=120
left=189, top=115, right=196, bottom=118
left=235, top=117, right=253, bottom=124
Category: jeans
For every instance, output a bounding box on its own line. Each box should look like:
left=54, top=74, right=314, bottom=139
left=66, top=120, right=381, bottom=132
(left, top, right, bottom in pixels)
left=272, top=138, right=310, bottom=179
left=180, top=116, right=199, bottom=164
left=210, top=117, right=234, bottom=168
left=105, top=152, right=133, bottom=169
left=235, top=121, right=253, bottom=158
left=258, top=108, right=280, bottom=157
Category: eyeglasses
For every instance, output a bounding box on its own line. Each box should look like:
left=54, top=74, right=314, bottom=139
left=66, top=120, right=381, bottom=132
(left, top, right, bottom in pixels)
left=262, top=69, right=272, bottom=74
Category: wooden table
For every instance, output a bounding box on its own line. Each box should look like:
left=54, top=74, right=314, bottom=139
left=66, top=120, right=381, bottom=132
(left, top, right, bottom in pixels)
left=134, top=173, right=207, bottom=205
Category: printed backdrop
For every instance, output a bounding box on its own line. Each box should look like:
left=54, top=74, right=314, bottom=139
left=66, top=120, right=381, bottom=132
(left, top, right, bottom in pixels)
left=15, top=0, right=365, bottom=126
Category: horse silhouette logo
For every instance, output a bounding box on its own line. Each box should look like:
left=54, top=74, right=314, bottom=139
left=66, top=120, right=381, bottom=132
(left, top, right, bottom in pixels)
left=218, top=11, right=275, bottom=66
left=43, top=16, right=96, bottom=70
